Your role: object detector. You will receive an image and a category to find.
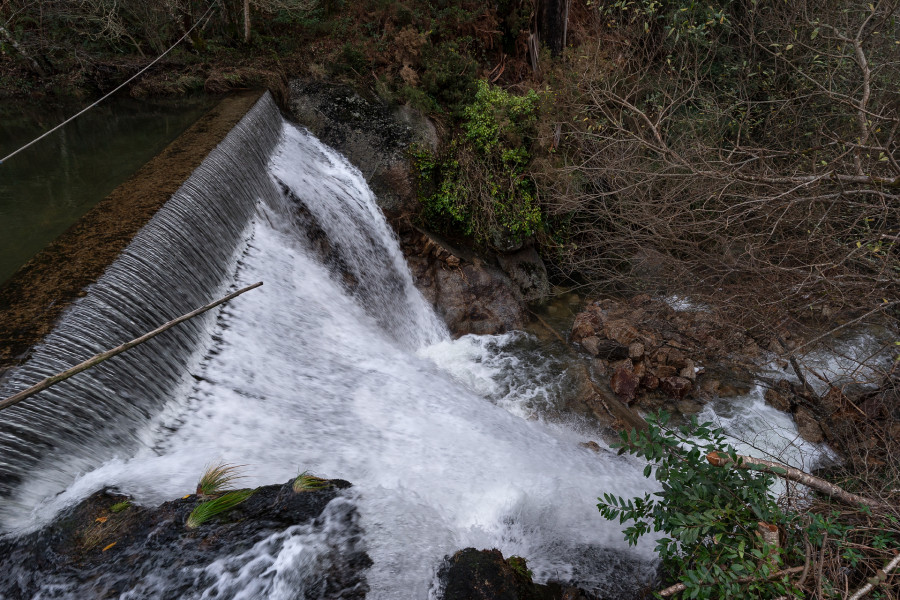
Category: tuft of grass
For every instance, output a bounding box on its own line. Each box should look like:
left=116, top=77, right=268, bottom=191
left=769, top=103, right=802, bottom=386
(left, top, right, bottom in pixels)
left=292, top=471, right=332, bottom=493
left=109, top=501, right=131, bottom=513
left=185, top=489, right=254, bottom=529
left=196, top=461, right=245, bottom=496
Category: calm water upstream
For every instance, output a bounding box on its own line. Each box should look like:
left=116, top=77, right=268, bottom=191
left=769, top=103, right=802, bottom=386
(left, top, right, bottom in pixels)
left=0, top=94, right=216, bottom=284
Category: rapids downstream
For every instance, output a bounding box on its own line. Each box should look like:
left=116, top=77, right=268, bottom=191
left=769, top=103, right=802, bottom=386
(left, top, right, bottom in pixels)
left=0, top=95, right=829, bottom=598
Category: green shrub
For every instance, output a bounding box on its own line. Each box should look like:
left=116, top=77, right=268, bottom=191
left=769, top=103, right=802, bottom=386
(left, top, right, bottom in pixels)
left=598, top=412, right=900, bottom=598
left=598, top=412, right=795, bottom=599
left=415, top=80, right=544, bottom=248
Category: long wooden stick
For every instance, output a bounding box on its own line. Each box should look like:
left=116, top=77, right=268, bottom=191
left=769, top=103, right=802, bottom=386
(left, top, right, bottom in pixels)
left=848, top=552, right=900, bottom=600
left=706, top=451, right=894, bottom=513
left=658, top=566, right=804, bottom=597
left=0, top=282, right=263, bottom=413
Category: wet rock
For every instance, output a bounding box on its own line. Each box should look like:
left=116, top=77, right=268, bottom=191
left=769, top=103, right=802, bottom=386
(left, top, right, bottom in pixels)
left=676, top=399, right=703, bottom=415
left=434, top=261, right=527, bottom=335
left=660, top=376, right=693, bottom=400
left=764, top=381, right=793, bottom=412
left=289, top=79, right=437, bottom=215
left=497, top=246, right=550, bottom=304
left=566, top=364, right=648, bottom=434
left=436, top=548, right=603, bottom=600
left=397, top=224, right=526, bottom=335
left=794, top=407, right=824, bottom=443
left=580, top=441, right=602, bottom=452
left=0, top=479, right=370, bottom=599
left=610, top=360, right=640, bottom=402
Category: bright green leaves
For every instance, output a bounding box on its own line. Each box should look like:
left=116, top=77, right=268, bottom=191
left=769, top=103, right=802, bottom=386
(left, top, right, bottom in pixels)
left=597, top=412, right=793, bottom=599
left=414, top=80, right=544, bottom=247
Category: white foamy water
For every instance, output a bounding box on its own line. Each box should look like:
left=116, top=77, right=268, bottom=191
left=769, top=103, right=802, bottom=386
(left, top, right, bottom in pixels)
left=2, top=119, right=837, bottom=599
left=2, top=122, right=658, bottom=598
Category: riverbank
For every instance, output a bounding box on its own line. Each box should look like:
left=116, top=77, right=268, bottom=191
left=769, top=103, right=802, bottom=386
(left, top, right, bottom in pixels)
left=0, top=91, right=263, bottom=374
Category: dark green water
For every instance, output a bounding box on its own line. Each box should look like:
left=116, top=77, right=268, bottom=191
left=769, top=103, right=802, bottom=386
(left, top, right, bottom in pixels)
left=0, top=95, right=217, bottom=284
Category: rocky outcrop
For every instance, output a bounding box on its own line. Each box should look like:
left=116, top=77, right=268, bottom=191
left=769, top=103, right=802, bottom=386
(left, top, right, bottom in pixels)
left=436, top=548, right=599, bottom=600
left=397, top=221, right=528, bottom=336
left=289, top=79, right=438, bottom=215
left=569, top=295, right=758, bottom=410
left=765, top=374, right=899, bottom=456
left=435, top=548, right=655, bottom=600
left=0, top=479, right=370, bottom=599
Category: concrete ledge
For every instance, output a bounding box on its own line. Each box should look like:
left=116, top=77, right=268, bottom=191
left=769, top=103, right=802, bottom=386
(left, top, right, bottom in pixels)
left=0, top=90, right=265, bottom=373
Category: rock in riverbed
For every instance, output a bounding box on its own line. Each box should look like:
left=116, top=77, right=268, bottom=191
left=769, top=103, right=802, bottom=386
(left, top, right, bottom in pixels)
left=0, top=479, right=371, bottom=599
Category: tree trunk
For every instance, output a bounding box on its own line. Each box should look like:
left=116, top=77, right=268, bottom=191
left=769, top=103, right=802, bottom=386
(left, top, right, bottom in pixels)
left=243, top=0, right=250, bottom=43
left=0, top=23, right=46, bottom=77
left=537, top=0, right=570, bottom=56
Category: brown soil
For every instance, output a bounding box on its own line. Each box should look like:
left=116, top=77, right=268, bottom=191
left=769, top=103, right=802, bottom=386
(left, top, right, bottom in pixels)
left=0, top=91, right=264, bottom=376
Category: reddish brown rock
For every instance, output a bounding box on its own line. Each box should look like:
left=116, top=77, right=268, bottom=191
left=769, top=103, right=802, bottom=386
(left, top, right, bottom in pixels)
left=660, top=376, right=693, bottom=400
left=611, top=362, right=640, bottom=401
left=794, top=407, right=824, bottom=443
left=604, top=319, right=640, bottom=346
left=571, top=311, right=601, bottom=342
left=656, top=365, right=678, bottom=379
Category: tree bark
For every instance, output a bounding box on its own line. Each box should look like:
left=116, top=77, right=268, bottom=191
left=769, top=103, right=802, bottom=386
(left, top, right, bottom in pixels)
left=848, top=552, right=900, bottom=600
left=0, top=282, right=263, bottom=413
left=0, top=22, right=47, bottom=77
left=243, top=0, right=251, bottom=43
left=537, top=0, right=570, bottom=56
left=706, top=451, right=894, bottom=513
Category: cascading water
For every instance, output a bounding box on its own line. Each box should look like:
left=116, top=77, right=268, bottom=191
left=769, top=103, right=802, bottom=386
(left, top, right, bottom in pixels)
left=0, top=94, right=829, bottom=599
left=0, top=94, right=283, bottom=512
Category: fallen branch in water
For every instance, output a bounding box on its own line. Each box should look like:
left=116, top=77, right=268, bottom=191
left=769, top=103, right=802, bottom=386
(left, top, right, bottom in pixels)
left=527, top=309, right=567, bottom=345
left=0, top=282, right=263, bottom=413
left=658, top=566, right=804, bottom=597
left=706, top=451, right=894, bottom=513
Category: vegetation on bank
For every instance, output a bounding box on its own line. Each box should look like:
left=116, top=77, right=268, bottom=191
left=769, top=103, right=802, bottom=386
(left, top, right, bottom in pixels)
left=600, top=413, right=899, bottom=599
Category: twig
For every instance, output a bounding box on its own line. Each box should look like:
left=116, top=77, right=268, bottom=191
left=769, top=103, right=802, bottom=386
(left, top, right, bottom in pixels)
left=528, top=309, right=567, bottom=345
left=0, top=282, right=263, bottom=413
left=658, top=566, right=804, bottom=597
left=847, top=552, right=900, bottom=600
left=707, top=452, right=893, bottom=513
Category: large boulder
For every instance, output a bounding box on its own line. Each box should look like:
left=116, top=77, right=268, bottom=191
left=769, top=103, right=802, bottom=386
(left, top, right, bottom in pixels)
left=398, top=222, right=527, bottom=336
left=435, top=547, right=655, bottom=600
left=289, top=79, right=438, bottom=215
left=0, top=478, right=370, bottom=599
left=436, top=548, right=599, bottom=600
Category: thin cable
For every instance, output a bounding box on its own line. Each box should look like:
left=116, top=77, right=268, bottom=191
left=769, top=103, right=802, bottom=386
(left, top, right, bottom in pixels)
left=0, top=3, right=216, bottom=165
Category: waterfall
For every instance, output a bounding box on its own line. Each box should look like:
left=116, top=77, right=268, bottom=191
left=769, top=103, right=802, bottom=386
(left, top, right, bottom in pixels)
left=0, top=94, right=282, bottom=508
left=0, top=102, right=827, bottom=599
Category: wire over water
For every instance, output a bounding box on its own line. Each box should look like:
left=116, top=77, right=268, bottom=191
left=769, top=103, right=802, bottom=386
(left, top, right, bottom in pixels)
left=0, top=3, right=216, bottom=166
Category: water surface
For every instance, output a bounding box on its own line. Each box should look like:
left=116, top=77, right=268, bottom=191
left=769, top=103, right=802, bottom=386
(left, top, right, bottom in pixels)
left=0, top=94, right=216, bottom=283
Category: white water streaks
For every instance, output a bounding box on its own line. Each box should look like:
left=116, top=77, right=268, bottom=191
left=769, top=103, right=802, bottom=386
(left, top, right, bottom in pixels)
left=0, top=117, right=832, bottom=599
